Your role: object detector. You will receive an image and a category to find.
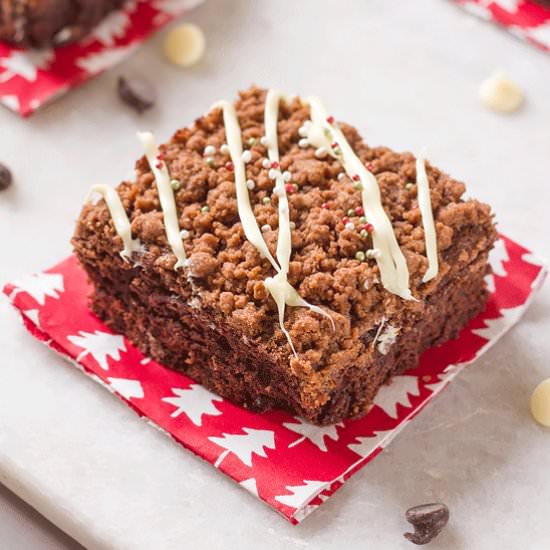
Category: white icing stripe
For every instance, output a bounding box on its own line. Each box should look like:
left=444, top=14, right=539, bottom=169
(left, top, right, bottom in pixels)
left=416, top=155, right=439, bottom=282
left=88, top=184, right=141, bottom=261
left=137, top=131, right=187, bottom=270
left=263, top=91, right=334, bottom=353
left=306, top=96, right=413, bottom=300
left=212, top=100, right=279, bottom=272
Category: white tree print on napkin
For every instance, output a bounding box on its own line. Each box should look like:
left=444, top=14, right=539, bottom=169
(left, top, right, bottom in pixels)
left=275, top=480, right=327, bottom=509
left=76, top=44, right=138, bottom=74
left=9, top=272, right=64, bottom=305
left=68, top=330, right=126, bottom=370
left=108, top=377, right=144, bottom=400
left=347, top=429, right=398, bottom=458
left=239, top=478, right=259, bottom=497
left=162, top=384, right=223, bottom=426
left=490, top=238, right=510, bottom=277
left=0, top=50, right=54, bottom=82
left=210, top=428, right=276, bottom=467
left=87, top=8, right=134, bottom=47
left=472, top=306, right=523, bottom=342
left=372, top=375, right=420, bottom=419
left=284, top=418, right=343, bottom=451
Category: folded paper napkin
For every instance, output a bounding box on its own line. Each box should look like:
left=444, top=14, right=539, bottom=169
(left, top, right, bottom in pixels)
left=454, top=0, right=550, bottom=52
left=0, top=0, right=204, bottom=116
left=2, top=236, right=546, bottom=523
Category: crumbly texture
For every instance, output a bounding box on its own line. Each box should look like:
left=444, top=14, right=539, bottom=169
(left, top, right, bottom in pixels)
left=73, top=87, right=497, bottom=425
left=0, top=0, right=125, bottom=47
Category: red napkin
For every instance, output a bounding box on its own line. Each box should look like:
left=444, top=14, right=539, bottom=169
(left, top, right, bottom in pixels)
left=454, top=0, right=550, bottom=52
left=3, top=236, right=546, bottom=523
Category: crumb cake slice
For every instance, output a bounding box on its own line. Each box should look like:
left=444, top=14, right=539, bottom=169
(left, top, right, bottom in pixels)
left=73, top=87, right=497, bottom=425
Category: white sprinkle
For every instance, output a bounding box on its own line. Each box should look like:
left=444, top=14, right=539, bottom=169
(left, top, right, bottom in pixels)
left=246, top=179, right=255, bottom=190
left=337, top=172, right=345, bottom=181
left=283, top=171, right=292, bottom=181
left=261, top=224, right=271, bottom=233
left=345, top=222, right=355, bottom=231
left=180, top=229, right=190, bottom=239
left=262, top=158, right=271, bottom=169
left=315, top=147, right=328, bottom=159
left=268, top=168, right=278, bottom=179
left=203, top=145, right=216, bottom=156
left=260, top=136, right=269, bottom=147
left=220, top=144, right=230, bottom=154
left=303, top=120, right=312, bottom=130
left=242, top=150, right=252, bottom=163
left=289, top=221, right=296, bottom=230
left=298, top=126, right=308, bottom=138
left=298, top=138, right=309, bottom=148
left=363, top=279, right=369, bottom=290
left=367, top=248, right=382, bottom=259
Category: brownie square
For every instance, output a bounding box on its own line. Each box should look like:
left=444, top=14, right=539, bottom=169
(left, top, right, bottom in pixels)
left=73, top=87, right=496, bottom=425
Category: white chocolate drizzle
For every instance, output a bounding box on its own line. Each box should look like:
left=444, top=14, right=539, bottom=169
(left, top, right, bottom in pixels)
left=263, top=90, right=335, bottom=353
left=211, top=100, right=279, bottom=272
left=415, top=155, right=439, bottom=282
left=88, top=184, right=141, bottom=261
left=214, top=93, right=334, bottom=355
left=305, top=96, right=414, bottom=300
left=137, top=131, right=187, bottom=270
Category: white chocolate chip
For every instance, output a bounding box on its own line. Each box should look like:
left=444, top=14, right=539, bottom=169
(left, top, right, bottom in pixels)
left=337, top=172, right=345, bottom=181
left=530, top=379, right=550, bottom=427
left=289, top=221, right=296, bottom=230
left=180, top=229, right=190, bottom=239
left=163, top=23, right=206, bottom=68
left=246, top=179, right=255, bottom=190
left=298, top=126, right=308, bottom=138
left=242, top=150, right=252, bottom=163
left=260, top=136, right=269, bottom=147
left=298, top=138, right=309, bottom=148
left=344, top=222, right=355, bottom=231
left=268, top=168, right=278, bottom=179
left=262, top=158, right=271, bottom=169
left=203, top=145, right=216, bottom=156
left=479, top=71, right=523, bottom=113
left=220, top=144, right=230, bottom=154
left=261, top=224, right=271, bottom=233
left=283, top=171, right=292, bottom=181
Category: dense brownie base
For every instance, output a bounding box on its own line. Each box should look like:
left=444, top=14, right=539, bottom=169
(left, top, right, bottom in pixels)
left=84, top=250, right=490, bottom=425
left=0, top=0, right=125, bottom=48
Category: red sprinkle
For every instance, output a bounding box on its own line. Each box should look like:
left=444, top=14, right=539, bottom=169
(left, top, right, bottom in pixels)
left=271, top=161, right=279, bottom=169
left=363, top=223, right=374, bottom=233
left=342, top=216, right=350, bottom=225
left=155, top=161, right=163, bottom=169
left=156, top=152, right=165, bottom=160
left=225, top=161, right=234, bottom=171
left=355, top=206, right=364, bottom=216
left=285, top=183, right=296, bottom=194
left=321, top=202, right=329, bottom=209
left=331, top=142, right=338, bottom=149
left=326, top=116, right=334, bottom=124
left=366, top=162, right=374, bottom=171
left=352, top=174, right=360, bottom=181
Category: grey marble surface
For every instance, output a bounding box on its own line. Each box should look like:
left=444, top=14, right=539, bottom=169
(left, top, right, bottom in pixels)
left=0, top=0, right=549, bottom=548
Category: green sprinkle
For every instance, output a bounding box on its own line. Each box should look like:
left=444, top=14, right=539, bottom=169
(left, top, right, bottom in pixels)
left=405, top=182, right=414, bottom=190
left=355, top=251, right=366, bottom=262
left=170, top=179, right=181, bottom=191
left=347, top=208, right=355, bottom=217
left=359, top=216, right=367, bottom=224
left=323, top=128, right=331, bottom=139
left=353, top=182, right=364, bottom=191
left=262, top=197, right=271, bottom=205
left=201, top=205, right=210, bottom=213
left=334, top=147, right=342, bottom=156
left=247, top=137, right=257, bottom=147
left=360, top=229, right=369, bottom=239
left=206, top=157, right=215, bottom=168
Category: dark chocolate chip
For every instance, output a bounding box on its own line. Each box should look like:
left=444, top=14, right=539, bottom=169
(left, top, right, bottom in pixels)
left=118, top=76, right=156, bottom=113
left=0, top=163, right=13, bottom=191
left=404, top=502, right=449, bottom=545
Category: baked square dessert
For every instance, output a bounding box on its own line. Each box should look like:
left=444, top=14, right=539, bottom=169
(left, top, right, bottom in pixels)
left=73, top=87, right=497, bottom=425
left=0, top=0, right=125, bottom=48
